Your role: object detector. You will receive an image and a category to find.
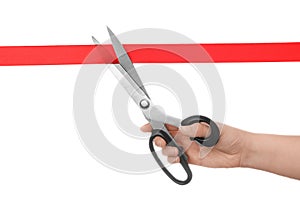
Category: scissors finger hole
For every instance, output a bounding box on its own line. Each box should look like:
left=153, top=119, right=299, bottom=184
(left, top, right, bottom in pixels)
left=150, top=139, right=189, bottom=181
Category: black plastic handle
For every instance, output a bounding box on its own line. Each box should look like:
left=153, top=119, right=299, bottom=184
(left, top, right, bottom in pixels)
left=149, top=129, right=192, bottom=185
left=181, top=115, right=220, bottom=147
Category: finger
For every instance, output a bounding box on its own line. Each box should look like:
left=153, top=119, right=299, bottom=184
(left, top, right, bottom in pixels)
left=140, top=123, right=179, bottom=133
left=179, top=123, right=211, bottom=138
left=154, top=137, right=166, bottom=147
left=168, top=130, right=179, bottom=138
left=167, top=156, right=180, bottom=164
left=140, top=123, right=151, bottom=132
left=164, top=124, right=179, bottom=131
left=162, top=146, right=179, bottom=157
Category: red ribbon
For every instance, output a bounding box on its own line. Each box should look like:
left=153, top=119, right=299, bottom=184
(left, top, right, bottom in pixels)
left=1, top=43, right=300, bottom=66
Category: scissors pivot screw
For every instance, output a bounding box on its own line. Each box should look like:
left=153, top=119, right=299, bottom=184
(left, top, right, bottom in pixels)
left=140, top=99, right=150, bottom=109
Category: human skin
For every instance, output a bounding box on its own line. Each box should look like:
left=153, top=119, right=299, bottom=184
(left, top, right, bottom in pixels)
left=140, top=123, right=300, bottom=180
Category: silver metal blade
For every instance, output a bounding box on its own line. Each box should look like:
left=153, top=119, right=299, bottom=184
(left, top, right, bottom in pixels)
left=92, top=36, right=151, bottom=109
left=92, top=35, right=174, bottom=128
left=92, top=35, right=181, bottom=129
left=92, top=36, right=100, bottom=44
left=107, top=27, right=150, bottom=99
left=92, top=36, right=142, bottom=98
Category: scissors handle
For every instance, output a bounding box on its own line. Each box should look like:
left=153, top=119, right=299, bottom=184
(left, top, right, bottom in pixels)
left=149, top=129, right=192, bottom=185
left=181, top=115, right=220, bottom=147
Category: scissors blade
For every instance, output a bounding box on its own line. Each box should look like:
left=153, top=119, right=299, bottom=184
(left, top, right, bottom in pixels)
left=107, top=27, right=150, bottom=99
left=92, top=36, right=151, bottom=109
left=91, top=36, right=101, bottom=45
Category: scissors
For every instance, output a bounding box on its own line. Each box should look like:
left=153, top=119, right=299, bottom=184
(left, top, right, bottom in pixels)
left=92, top=27, right=220, bottom=185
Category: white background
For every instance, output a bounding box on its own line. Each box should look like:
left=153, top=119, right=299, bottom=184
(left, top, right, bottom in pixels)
left=1, top=0, right=300, bottom=199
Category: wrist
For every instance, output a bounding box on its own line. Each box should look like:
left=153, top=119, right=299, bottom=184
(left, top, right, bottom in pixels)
left=240, top=132, right=258, bottom=168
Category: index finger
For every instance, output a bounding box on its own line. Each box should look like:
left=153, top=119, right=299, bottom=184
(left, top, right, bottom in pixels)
left=140, top=123, right=179, bottom=132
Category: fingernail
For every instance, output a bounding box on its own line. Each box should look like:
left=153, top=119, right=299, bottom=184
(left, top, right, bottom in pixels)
left=157, top=141, right=161, bottom=147
left=155, top=140, right=161, bottom=147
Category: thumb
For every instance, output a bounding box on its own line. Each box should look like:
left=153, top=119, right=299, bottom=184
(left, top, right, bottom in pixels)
left=179, top=123, right=211, bottom=138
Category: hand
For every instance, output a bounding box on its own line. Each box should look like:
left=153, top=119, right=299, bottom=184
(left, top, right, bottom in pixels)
left=140, top=123, right=250, bottom=168
left=141, top=122, right=300, bottom=179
